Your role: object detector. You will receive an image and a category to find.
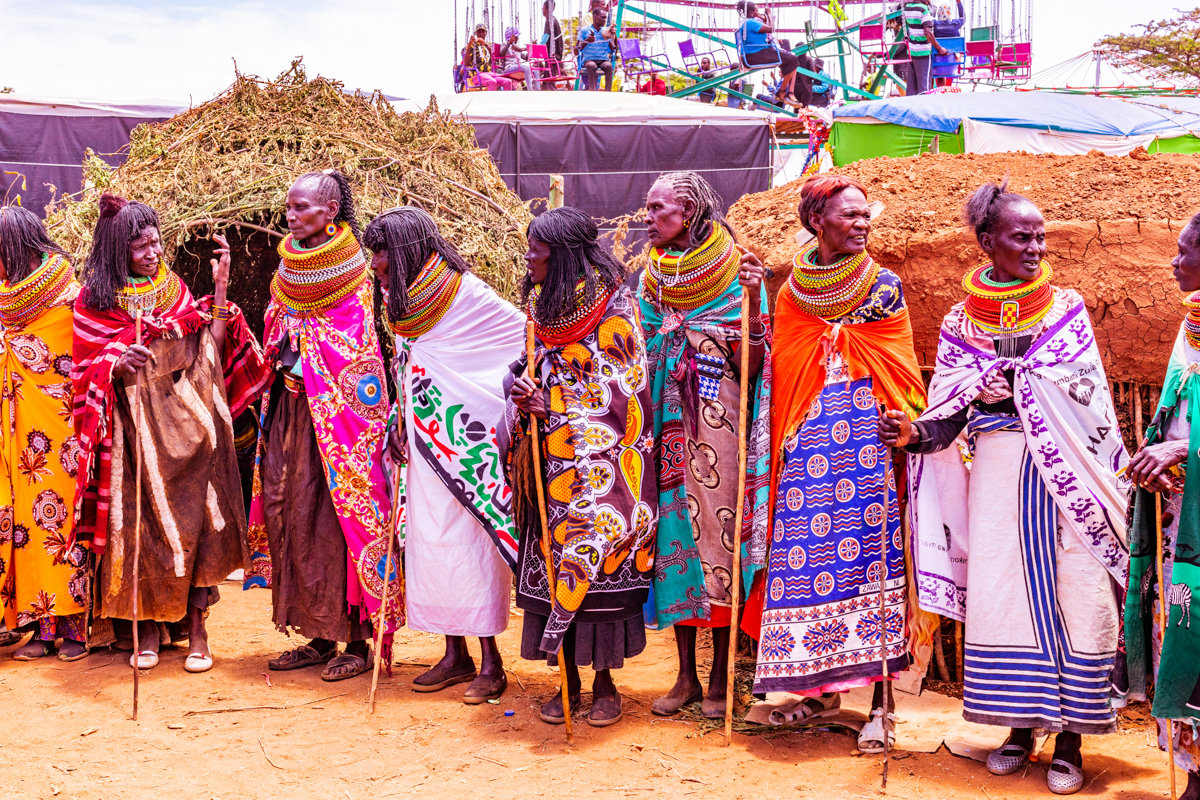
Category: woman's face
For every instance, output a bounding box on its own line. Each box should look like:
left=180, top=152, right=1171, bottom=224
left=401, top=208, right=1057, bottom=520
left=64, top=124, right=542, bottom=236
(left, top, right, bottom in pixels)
left=644, top=181, right=692, bottom=250
left=1173, top=224, right=1200, bottom=293
left=982, top=201, right=1046, bottom=283
left=370, top=247, right=390, bottom=290
left=285, top=180, right=336, bottom=244
left=810, top=187, right=871, bottom=255
left=129, top=226, right=163, bottom=277
left=525, top=237, right=551, bottom=285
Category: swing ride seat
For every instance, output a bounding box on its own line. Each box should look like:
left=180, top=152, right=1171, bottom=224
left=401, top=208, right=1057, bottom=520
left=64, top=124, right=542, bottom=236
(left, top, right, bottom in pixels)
left=734, top=20, right=782, bottom=71
left=857, top=22, right=910, bottom=69
left=617, top=37, right=672, bottom=80
left=529, top=43, right=577, bottom=90
left=678, top=38, right=729, bottom=73
left=994, top=42, right=1032, bottom=81
left=963, top=39, right=997, bottom=79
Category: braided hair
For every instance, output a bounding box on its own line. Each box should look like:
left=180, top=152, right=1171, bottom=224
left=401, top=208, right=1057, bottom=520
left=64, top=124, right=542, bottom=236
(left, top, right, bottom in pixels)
left=962, top=177, right=1035, bottom=245
left=522, top=207, right=625, bottom=324
left=0, top=205, right=69, bottom=284
left=363, top=206, right=471, bottom=322
left=652, top=171, right=736, bottom=250
left=294, top=169, right=362, bottom=242
left=80, top=194, right=161, bottom=311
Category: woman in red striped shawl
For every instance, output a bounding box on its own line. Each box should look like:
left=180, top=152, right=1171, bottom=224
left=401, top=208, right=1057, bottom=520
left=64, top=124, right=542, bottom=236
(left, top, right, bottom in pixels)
left=72, top=194, right=270, bottom=673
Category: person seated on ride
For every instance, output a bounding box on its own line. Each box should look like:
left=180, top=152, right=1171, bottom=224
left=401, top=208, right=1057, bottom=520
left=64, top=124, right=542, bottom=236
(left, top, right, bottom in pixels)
left=497, top=26, right=535, bottom=90
left=576, top=7, right=616, bottom=91
left=465, top=23, right=514, bottom=91
left=736, top=0, right=800, bottom=104
left=638, top=75, right=667, bottom=96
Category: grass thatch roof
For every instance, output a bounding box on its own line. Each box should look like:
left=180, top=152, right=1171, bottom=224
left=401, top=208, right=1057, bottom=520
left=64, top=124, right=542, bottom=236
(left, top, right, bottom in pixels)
left=45, top=60, right=532, bottom=332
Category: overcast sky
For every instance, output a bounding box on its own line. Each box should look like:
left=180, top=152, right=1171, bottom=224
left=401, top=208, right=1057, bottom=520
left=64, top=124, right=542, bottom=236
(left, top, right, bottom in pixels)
left=0, top=0, right=1189, bottom=105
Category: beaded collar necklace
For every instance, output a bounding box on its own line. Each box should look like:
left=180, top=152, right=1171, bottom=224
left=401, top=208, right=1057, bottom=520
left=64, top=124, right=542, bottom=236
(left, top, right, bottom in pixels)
left=388, top=253, right=462, bottom=339
left=272, top=222, right=367, bottom=315
left=1184, top=291, right=1200, bottom=352
left=962, top=262, right=1055, bottom=335
left=116, top=262, right=181, bottom=316
left=646, top=223, right=739, bottom=310
left=787, top=242, right=880, bottom=320
left=0, top=253, right=74, bottom=328
left=528, top=280, right=612, bottom=347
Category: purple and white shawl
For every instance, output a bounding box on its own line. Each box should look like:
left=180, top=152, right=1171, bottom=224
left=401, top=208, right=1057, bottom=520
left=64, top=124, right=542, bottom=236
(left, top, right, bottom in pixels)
left=909, top=290, right=1130, bottom=621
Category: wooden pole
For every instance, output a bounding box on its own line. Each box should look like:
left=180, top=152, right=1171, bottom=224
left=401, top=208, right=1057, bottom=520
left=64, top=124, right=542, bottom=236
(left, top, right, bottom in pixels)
left=1155, top=491, right=1178, bottom=800
left=369, top=469, right=403, bottom=713
left=724, top=292, right=752, bottom=746
left=130, top=311, right=144, bottom=721
left=877, top=446, right=893, bottom=788
left=526, top=321, right=574, bottom=745
left=548, top=175, right=565, bottom=210
left=1135, top=383, right=1145, bottom=445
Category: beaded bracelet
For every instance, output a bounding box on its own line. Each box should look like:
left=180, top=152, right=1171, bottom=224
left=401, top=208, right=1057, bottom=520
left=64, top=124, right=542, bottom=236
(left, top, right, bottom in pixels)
left=211, top=305, right=232, bottom=320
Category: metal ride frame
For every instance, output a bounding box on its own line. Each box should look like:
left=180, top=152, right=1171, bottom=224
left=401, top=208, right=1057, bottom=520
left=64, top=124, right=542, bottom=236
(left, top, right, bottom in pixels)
left=611, top=0, right=908, bottom=116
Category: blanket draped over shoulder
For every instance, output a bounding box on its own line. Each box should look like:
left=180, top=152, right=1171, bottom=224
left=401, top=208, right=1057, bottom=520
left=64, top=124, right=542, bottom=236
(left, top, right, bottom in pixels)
left=72, top=269, right=267, bottom=554
left=638, top=225, right=773, bottom=628
left=909, top=292, right=1130, bottom=622
left=504, top=286, right=658, bottom=654
left=1125, top=325, right=1200, bottom=722
left=244, top=224, right=402, bottom=634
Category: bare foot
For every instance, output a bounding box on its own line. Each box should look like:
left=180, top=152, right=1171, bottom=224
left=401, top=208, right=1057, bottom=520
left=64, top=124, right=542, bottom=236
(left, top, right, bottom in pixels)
left=187, top=604, right=210, bottom=658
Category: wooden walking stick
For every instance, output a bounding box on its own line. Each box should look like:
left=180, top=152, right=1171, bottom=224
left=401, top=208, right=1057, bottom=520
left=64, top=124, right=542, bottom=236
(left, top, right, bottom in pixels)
left=130, top=310, right=145, bottom=721
left=877, top=445, right=894, bottom=788
left=369, top=468, right=403, bottom=713
left=724, top=291, right=752, bottom=747
left=1155, top=491, right=1178, bottom=800
left=525, top=321, right=574, bottom=745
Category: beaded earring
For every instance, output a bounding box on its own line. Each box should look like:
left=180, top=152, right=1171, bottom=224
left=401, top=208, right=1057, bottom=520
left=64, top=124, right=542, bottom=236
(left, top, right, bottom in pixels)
left=325, top=223, right=338, bottom=237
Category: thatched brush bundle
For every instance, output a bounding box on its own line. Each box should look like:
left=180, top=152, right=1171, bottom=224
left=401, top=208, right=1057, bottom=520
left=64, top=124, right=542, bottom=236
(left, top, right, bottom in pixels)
left=45, top=60, right=532, bottom=333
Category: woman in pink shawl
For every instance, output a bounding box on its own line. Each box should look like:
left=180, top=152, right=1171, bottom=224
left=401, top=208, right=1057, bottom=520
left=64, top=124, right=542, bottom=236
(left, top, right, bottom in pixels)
left=246, top=170, right=401, bottom=682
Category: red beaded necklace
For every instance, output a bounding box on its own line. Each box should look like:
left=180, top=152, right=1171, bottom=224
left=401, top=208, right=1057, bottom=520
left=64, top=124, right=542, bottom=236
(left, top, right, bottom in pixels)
left=528, top=280, right=612, bottom=347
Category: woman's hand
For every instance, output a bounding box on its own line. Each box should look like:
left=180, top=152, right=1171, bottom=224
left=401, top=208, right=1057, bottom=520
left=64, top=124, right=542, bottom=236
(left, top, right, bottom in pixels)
left=1128, top=440, right=1189, bottom=492
left=210, top=233, right=231, bottom=292
left=114, top=344, right=153, bottom=380
left=511, top=375, right=549, bottom=419
left=387, top=418, right=408, bottom=464
left=736, top=245, right=765, bottom=306
left=878, top=409, right=914, bottom=448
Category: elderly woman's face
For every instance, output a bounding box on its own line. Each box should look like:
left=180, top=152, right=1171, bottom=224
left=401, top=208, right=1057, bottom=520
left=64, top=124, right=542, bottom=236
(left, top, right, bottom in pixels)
left=285, top=179, right=337, bottom=245
left=129, top=226, right=163, bottom=278
left=369, top=247, right=390, bottom=289
left=1173, top=224, right=1200, bottom=293
left=525, top=237, right=551, bottom=285
left=644, top=181, right=691, bottom=249
left=811, top=187, right=871, bottom=255
left=982, top=200, right=1046, bottom=283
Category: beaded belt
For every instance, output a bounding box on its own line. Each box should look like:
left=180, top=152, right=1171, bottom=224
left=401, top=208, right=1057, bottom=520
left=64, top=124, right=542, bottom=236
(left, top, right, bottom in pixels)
left=283, top=371, right=305, bottom=394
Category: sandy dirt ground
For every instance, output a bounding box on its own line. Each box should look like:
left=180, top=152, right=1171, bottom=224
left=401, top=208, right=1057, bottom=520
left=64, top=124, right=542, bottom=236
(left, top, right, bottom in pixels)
left=0, top=585, right=1176, bottom=800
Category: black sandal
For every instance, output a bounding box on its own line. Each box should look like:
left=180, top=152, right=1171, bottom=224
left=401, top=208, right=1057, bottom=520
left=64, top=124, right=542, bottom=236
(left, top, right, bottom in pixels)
left=321, top=651, right=372, bottom=682
left=267, top=644, right=335, bottom=671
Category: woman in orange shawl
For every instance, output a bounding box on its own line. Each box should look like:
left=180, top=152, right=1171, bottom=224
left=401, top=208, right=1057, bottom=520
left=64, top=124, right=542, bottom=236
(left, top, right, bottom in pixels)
left=745, top=175, right=926, bottom=753
left=0, top=207, right=88, bottom=662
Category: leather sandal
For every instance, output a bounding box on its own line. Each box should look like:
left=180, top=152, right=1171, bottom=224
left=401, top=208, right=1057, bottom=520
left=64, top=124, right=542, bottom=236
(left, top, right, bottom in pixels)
left=13, top=638, right=55, bottom=661
left=267, top=644, right=335, bottom=671
left=412, top=668, right=478, bottom=693
left=463, top=672, right=508, bottom=704
left=588, top=692, right=624, bottom=728
left=651, top=689, right=702, bottom=716
left=321, top=651, right=372, bottom=682
left=540, top=693, right=583, bottom=724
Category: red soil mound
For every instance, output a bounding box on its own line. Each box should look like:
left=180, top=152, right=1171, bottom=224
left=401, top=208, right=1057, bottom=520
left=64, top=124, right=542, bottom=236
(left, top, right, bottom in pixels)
left=729, top=150, right=1200, bottom=382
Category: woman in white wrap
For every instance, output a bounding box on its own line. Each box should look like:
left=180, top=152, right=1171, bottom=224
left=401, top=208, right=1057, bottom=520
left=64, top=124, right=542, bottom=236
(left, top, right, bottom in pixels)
left=366, top=207, right=525, bottom=704
left=880, top=181, right=1129, bottom=796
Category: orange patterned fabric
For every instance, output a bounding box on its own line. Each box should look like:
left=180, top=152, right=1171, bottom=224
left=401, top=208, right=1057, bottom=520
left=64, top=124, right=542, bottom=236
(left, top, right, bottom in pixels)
left=769, top=290, right=926, bottom=503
